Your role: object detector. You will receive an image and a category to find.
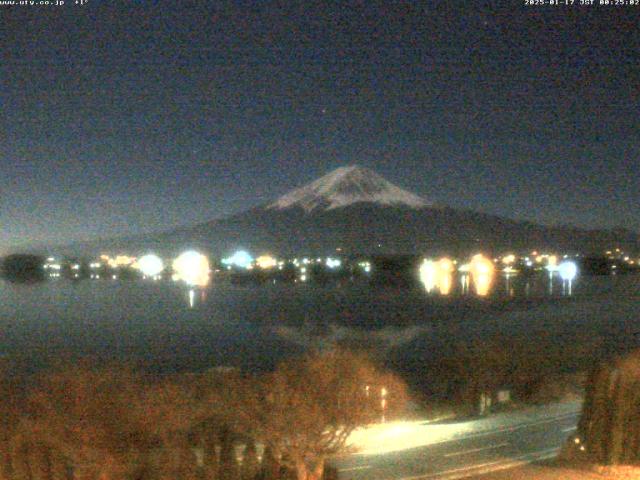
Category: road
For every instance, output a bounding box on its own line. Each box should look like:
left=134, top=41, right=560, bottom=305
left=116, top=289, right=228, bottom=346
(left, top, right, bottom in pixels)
left=331, top=402, right=581, bottom=480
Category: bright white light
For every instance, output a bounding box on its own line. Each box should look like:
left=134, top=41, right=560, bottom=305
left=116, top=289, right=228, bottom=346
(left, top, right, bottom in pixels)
left=173, top=251, right=210, bottom=287
left=458, top=263, right=471, bottom=273
left=559, top=261, right=578, bottom=281
left=326, top=257, right=341, bottom=269
left=470, top=254, right=495, bottom=296
left=348, top=419, right=474, bottom=456
left=137, top=254, right=164, bottom=277
left=502, top=254, right=516, bottom=265
left=222, top=250, right=253, bottom=269
left=419, top=258, right=453, bottom=295
left=256, top=255, right=277, bottom=269
left=438, top=258, right=454, bottom=273
left=419, top=259, right=437, bottom=293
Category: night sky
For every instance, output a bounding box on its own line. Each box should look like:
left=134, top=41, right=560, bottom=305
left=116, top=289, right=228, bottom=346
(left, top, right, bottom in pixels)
left=2, top=2, right=639, bottom=252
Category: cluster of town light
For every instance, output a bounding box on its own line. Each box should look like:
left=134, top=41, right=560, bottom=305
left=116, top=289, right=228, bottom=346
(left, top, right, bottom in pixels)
left=255, top=255, right=277, bottom=269
left=44, top=247, right=586, bottom=296
left=419, top=253, right=580, bottom=297
left=605, top=248, right=639, bottom=267
left=100, top=254, right=136, bottom=268
left=326, top=257, right=341, bottom=269
left=441, top=254, right=495, bottom=296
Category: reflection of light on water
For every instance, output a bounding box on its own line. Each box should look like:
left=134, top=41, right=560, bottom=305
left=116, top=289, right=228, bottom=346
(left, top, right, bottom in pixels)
left=505, top=273, right=513, bottom=296
left=186, top=288, right=207, bottom=308
left=470, top=254, right=495, bottom=297
left=438, top=272, right=452, bottom=295
left=437, top=258, right=454, bottom=295
left=563, top=280, right=573, bottom=296
left=461, top=274, right=470, bottom=295
left=419, top=258, right=454, bottom=295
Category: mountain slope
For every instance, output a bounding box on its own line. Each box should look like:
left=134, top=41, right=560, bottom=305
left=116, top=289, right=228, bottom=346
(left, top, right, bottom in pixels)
left=43, top=166, right=639, bottom=257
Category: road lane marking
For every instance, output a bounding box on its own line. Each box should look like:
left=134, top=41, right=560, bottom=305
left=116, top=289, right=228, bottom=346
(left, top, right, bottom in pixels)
left=443, top=442, right=509, bottom=458
left=338, top=465, right=372, bottom=472
left=562, top=426, right=577, bottom=433
left=433, top=448, right=560, bottom=480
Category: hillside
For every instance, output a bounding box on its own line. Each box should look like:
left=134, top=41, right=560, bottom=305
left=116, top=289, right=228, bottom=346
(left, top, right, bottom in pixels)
left=41, top=166, right=639, bottom=258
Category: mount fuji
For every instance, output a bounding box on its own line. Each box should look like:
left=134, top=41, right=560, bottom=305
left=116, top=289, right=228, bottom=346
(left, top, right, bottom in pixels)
left=49, top=166, right=639, bottom=257
left=268, top=165, right=428, bottom=212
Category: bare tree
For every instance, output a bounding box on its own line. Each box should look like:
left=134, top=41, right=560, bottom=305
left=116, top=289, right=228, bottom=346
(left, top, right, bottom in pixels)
left=240, top=439, right=258, bottom=480
left=24, top=364, right=150, bottom=480
left=0, top=360, right=24, bottom=480
left=217, top=428, right=238, bottom=480
left=132, top=378, right=208, bottom=480
left=578, top=349, right=640, bottom=465
left=258, top=446, right=279, bottom=480
left=227, top=349, right=408, bottom=480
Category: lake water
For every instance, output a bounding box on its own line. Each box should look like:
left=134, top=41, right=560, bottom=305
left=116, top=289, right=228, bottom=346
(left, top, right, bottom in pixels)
left=1, top=273, right=639, bottom=376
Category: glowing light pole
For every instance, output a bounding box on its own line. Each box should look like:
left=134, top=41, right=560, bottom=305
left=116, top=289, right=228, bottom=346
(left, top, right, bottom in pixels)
left=470, top=254, right=495, bottom=297
left=437, top=258, right=454, bottom=295
left=419, top=259, right=437, bottom=293
left=381, top=387, right=388, bottom=423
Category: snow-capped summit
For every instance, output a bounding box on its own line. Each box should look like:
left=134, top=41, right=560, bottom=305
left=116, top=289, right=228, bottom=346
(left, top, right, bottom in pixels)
left=268, top=165, right=429, bottom=212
